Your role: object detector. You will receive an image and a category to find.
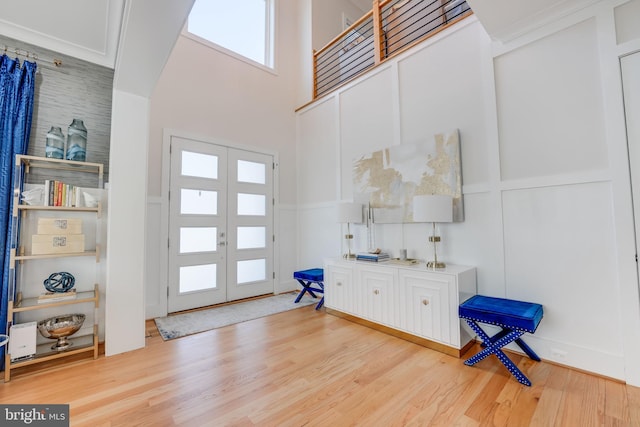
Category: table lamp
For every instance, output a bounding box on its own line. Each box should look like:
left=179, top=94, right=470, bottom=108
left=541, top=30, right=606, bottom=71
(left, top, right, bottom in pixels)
left=338, top=202, right=363, bottom=259
left=413, top=195, right=453, bottom=268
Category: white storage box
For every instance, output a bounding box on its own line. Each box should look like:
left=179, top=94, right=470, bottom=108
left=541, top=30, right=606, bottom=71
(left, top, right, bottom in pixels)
left=37, top=218, right=83, bottom=235
left=32, top=234, right=85, bottom=255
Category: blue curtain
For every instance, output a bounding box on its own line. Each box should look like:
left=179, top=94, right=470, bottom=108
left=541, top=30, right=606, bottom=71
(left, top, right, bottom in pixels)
left=0, top=55, right=37, bottom=369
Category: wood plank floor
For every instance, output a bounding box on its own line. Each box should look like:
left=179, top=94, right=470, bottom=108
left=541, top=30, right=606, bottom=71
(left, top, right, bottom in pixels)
left=1, top=306, right=640, bottom=426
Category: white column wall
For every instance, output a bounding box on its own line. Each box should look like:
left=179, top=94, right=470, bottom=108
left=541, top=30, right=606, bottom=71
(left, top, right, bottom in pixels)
left=107, top=0, right=193, bottom=355
left=105, top=90, right=148, bottom=356
left=296, top=3, right=640, bottom=384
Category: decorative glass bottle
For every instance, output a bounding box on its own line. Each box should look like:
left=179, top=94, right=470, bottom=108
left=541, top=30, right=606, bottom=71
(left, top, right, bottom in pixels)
left=45, top=126, right=65, bottom=159
left=66, top=118, right=87, bottom=162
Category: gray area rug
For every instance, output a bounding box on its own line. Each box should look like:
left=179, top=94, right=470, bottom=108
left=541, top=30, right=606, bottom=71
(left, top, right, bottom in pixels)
left=154, top=292, right=318, bottom=340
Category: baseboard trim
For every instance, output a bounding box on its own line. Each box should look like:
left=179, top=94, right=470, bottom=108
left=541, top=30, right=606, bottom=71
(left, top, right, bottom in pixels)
left=325, top=308, right=474, bottom=358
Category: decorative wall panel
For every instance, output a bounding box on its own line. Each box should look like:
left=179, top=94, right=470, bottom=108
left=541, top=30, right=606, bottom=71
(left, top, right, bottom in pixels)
left=495, top=19, right=607, bottom=181
left=297, top=99, right=339, bottom=204
left=339, top=67, right=395, bottom=199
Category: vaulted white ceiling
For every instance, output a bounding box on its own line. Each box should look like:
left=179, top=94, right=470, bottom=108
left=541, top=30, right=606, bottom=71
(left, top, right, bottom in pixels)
left=0, top=0, right=606, bottom=70
left=465, top=0, right=602, bottom=41
left=0, top=0, right=193, bottom=98
left=350, top=0, right=602, bottom=42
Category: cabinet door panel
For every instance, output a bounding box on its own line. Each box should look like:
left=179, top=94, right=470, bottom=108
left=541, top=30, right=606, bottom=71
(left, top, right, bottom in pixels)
left=325, top=263, right=354, bottom=314
left=399, top=271, right=452, bottom=343
left=358, top=265, right=397, bottom=326
left=409, top=284, right=441, bottom=340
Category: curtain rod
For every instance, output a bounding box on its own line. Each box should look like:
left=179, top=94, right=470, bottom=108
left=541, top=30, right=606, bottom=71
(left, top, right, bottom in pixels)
left=2, top=45, right=62, bottom=67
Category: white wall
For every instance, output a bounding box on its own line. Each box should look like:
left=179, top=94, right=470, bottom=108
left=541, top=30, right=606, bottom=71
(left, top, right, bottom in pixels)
left=312, top=0, right=369, bottom=50
left=146, top=0, right=303, bottom=317
left=295, top=2, right=640, bottom=385
left=148, top=3, right=300, bottom=201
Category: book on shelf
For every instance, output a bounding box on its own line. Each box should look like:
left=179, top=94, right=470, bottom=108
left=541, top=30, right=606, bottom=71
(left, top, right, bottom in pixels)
left=356, top=252, right=390, bottom=262
left=37, top=289, right=77, bottom=303
left=43, top=180, right=81, bottom=207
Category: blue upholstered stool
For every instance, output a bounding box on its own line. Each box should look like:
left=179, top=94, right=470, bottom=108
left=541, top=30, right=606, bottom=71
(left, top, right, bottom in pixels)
left=293, top=268, right=324, bottom=310
left=459, top=295, right=543, bottom=386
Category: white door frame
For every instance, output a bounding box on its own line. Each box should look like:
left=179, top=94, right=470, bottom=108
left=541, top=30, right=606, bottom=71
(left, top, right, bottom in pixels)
left=619, top=51, right=640, bottom=386
left=158, top=128, right=280, bottom=316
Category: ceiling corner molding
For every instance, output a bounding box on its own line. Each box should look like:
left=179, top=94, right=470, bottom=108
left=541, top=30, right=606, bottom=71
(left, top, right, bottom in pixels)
left=0, top=0, right=124, bottom=69
left=467, top=0, right=602, bottom=43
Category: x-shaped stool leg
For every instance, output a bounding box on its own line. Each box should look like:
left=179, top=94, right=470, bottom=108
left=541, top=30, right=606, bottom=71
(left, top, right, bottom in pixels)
left=295, top=279, right=318, bottom=301
left=294, top=279, right=324, bottom=309
left=464, top=319, right=533, bottom=386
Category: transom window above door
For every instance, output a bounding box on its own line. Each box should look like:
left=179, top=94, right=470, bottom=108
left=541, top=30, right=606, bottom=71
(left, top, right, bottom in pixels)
left=185, top=0, right=275, bottom=70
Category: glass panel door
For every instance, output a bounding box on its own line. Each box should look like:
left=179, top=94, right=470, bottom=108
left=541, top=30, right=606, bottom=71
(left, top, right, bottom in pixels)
left=226, top=148, right=274, bottom=301
left=167, top=137, right=274, bottom=312
left=168, top=137, right=228, bottom=312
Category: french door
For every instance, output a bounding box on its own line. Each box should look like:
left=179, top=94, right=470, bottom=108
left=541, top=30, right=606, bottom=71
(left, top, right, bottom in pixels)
left=167, top=136, right=274, bottom=313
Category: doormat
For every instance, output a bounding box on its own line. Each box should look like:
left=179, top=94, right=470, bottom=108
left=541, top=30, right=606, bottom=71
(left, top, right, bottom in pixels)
left=154, top=292, right=318, bottom=340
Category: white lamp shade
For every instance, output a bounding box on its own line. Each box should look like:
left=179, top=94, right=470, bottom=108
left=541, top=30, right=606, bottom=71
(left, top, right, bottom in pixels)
left=337, top=202, right=363, bottom=223
left=413, top=195, right=453, bottom=223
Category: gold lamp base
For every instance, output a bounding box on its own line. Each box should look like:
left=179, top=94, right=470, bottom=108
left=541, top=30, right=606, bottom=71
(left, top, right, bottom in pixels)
left=426, top=261, right=446, bottom=269
left=426, top=223, right=445, bottom=269
left=343, top=232, right=356, bottom=259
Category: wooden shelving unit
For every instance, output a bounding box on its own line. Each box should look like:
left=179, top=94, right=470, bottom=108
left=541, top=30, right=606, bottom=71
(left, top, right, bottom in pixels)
left=3, top=155, right=103, bottom=382
left=5, top=284, right=99, bottom=374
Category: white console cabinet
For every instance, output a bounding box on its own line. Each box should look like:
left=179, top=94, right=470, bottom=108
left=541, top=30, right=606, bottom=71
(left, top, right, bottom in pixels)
left=324, top=259, right=477, bottom=357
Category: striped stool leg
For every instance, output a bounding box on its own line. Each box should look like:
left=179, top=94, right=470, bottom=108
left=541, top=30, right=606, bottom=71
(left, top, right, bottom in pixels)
left=464, top=319, right=532, bottom=386
left=315, top=282, right=324, bottom=310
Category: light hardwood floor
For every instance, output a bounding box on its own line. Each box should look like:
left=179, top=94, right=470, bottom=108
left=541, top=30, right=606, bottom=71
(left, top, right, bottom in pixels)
left=1, top=305, right=640, bottom=426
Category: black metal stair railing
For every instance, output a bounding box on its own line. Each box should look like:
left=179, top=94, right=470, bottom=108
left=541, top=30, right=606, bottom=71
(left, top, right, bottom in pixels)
left=312, top=0, right=472, bottom=99
left=315, top=16, right=375, bottom=98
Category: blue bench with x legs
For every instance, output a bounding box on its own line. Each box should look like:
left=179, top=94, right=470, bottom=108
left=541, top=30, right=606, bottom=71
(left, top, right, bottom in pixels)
left=293, top=268, right=324, bottom=310
left=459, top=295, right=543, bottom=386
